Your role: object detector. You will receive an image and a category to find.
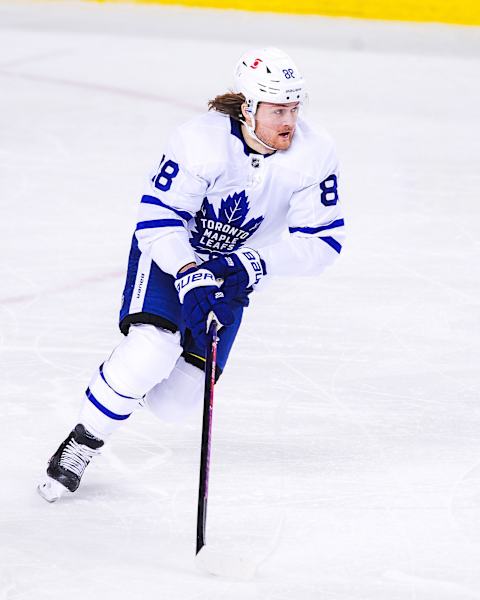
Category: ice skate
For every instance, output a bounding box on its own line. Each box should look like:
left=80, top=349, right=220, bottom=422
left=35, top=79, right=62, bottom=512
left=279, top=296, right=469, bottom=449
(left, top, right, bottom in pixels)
left=37, top=424, right=104, bottom=502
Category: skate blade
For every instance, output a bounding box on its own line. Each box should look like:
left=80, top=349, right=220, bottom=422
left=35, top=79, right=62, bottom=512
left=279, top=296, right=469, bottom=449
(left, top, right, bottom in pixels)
left=37, top=477, right=69, bottom=503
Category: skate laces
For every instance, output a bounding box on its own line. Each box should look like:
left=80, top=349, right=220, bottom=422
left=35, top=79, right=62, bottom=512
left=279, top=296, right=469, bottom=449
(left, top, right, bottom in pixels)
left=60, top=438, right=100, bottom=477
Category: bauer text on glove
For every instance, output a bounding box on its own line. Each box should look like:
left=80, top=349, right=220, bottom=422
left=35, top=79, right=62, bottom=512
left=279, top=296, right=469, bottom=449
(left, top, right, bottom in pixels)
left=175, top=268, right=234, bottom=350
left=202, top=247, right=266, bottom=301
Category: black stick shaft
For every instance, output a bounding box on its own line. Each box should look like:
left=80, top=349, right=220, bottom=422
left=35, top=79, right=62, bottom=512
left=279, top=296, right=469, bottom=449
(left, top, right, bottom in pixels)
left=196, top=319, right=219, bottom=555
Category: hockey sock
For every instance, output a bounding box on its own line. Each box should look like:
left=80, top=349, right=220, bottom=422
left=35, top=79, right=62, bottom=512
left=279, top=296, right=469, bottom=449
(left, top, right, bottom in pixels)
left=78, top=324, right=183, bottom=438
left=79, top=364, right=142, bottom=439
left=145, top=357, right=204, bottom=423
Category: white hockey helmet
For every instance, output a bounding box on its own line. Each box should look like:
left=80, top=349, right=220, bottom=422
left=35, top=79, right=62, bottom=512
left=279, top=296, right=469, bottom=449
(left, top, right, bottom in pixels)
left=234, top=47, right=306, bottom=116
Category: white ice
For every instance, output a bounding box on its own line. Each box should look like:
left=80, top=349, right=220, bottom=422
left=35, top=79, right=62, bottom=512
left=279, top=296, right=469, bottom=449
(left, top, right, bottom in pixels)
left=1, top=2, right=480, bottom=598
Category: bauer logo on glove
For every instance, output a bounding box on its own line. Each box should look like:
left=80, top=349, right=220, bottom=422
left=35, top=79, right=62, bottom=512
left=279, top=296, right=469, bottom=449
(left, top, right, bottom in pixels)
left=241, top=250, right=264, bottom=286
left=175, top=269, right=217, bottom=304
left=202, top=247, right=266, bottom=304
left=175, top=266, right=234, bottom=350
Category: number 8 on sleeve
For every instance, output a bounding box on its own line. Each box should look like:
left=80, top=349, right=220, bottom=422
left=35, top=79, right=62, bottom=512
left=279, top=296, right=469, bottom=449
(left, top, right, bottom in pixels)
left=320, top=174, right=338, bottom=206
left=154, top=159, right=180, bottom=192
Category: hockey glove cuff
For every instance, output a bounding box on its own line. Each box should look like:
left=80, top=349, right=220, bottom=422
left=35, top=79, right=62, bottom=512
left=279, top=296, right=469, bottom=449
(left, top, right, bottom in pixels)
left=203, top=247, right=266, bottom=302
left=230, top=247, right=266, bottom=288
left=175, top=268, right=218, bottom=303
left=175, top=267, right=234, bottom=350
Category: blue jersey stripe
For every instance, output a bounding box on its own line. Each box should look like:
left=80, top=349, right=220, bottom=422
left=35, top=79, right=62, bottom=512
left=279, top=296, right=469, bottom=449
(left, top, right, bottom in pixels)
left=289, top=219, right=344, bottom=235
left=136, top=219, right=184, bottom=230
left=85, top=388, right=132, bottom=421
left=99, top=363, right=137, bottom=400
left=319, top=236, right=342, bottom=254
left=141, top=195, right=193, bottom=221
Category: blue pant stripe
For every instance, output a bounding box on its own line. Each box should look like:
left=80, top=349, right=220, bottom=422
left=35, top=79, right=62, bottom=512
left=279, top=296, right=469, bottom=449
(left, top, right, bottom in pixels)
left=85, top=388, right=132, bottom=421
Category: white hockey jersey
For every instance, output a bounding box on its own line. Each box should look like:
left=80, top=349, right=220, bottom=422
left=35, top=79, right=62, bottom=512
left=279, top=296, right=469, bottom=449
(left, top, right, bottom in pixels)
left=134, top=111, right=345, bottom=279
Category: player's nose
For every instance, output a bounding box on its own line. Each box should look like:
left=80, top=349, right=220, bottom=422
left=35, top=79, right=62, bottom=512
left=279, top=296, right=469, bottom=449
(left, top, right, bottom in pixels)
left=282, top=111, right=297, bottom=126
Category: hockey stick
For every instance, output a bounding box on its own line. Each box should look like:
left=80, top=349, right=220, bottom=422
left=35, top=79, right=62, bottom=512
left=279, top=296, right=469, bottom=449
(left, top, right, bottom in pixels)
left=196, top=317, right=218, bottom=556
left=194, top=317, right=257, bottom=580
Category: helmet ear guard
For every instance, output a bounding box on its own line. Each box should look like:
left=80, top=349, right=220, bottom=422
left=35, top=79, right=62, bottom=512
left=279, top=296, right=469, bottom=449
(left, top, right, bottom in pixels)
left=242, top=101, right=262, bottom=149
left=244, top=97, right=258, bottom=117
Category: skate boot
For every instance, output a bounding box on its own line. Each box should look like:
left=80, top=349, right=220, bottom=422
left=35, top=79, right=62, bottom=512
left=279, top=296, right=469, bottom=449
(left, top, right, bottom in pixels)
left=37, top=424, right=104, bottom=502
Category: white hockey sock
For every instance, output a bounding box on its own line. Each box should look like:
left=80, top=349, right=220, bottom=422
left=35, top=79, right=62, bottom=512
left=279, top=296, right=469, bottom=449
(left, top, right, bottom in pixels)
left=144, top=357, right=204, bottom=424
left=78, top=324, right=183, bottom=438
left=79, top=365, right=142, bottom=439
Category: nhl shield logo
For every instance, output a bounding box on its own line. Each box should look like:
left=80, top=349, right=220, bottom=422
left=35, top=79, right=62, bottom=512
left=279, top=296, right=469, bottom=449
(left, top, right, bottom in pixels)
left=251, top=156, right=260, bottom=168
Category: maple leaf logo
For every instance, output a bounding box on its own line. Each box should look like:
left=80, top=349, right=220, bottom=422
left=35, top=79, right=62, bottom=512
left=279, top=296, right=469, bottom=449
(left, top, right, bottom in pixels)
left=190, top=191, right=264, bottom=254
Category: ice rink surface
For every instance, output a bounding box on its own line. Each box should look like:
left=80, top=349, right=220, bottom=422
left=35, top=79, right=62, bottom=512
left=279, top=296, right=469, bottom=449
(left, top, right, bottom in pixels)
left=1, top=2, right=480, bottom=598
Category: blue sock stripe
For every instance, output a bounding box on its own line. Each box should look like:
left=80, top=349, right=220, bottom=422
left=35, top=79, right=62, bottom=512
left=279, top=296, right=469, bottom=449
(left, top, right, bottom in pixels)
left=85, top=388, right=132, bottom=421
left=98, top=363, right=137, bottom=400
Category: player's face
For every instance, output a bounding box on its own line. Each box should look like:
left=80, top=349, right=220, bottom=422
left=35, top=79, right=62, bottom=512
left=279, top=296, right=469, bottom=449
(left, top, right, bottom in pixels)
left=254, top=102, right=300, bottom=151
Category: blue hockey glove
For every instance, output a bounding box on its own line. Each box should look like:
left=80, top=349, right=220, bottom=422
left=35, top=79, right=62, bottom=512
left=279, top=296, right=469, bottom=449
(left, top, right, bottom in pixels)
left=203, top=247, right=266, bottom=302
left=175, top=267, right=234, bottom=351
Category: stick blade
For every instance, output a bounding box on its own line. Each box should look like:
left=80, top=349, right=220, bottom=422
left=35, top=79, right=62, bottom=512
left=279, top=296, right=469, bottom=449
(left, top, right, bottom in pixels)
left=195, top=545, right=257, bottom=581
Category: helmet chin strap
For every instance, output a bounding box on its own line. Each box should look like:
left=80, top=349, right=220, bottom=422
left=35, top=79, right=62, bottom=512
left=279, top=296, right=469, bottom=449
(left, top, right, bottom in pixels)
left=243, top=116, right=277, bottom=152
left=241, top=99, right=277, bottom=153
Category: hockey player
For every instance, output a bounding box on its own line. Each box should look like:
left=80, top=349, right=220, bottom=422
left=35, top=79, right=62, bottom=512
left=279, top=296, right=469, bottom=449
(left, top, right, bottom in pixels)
left=38, top=47, right=345, bottom=502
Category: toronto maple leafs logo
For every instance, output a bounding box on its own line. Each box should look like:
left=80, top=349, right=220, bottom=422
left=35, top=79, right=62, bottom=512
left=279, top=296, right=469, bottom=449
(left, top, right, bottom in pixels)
left=190, top=191, right=264, bottom=254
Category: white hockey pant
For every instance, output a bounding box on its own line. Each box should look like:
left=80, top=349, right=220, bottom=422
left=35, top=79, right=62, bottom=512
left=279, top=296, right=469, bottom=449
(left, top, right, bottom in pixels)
left=78, top=324, right=204, bottom=439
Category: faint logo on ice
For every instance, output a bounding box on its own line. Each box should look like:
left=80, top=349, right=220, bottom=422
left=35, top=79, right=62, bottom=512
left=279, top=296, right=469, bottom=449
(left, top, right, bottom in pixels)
left=190, top=191, right=264, bottom=254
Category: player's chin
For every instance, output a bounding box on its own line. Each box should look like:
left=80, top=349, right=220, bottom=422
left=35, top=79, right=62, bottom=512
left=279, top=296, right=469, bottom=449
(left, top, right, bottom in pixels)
left=273, top=132, right=293, bottom=150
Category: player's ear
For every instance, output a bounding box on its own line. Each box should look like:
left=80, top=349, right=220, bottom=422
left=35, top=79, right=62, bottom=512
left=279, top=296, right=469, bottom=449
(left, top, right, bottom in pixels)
left=240, top=103, right=252, bottom=126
